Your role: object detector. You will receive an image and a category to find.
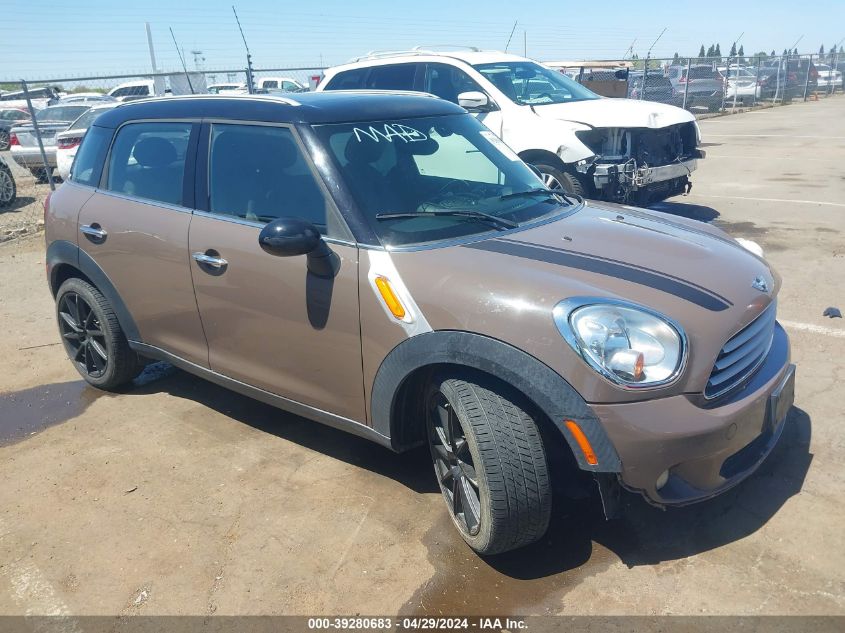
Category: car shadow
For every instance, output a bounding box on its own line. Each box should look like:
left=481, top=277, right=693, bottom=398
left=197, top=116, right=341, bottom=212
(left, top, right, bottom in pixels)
left=126, top=363, right=438, bottom=495
left=0, top=196, right=36, bottom=214
left=648, top=199, right=721, bottom=223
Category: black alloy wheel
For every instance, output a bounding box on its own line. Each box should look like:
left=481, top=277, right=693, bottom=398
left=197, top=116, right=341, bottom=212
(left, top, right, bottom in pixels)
left=428, top=389, right=482, bottom=537
left=58, top=291, right=109, bottom=378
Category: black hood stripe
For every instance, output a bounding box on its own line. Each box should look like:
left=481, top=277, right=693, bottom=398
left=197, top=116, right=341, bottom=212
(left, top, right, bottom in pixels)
left=498, top=238, right=734, bottom=307
left=465, top=239, right=732, bottom=312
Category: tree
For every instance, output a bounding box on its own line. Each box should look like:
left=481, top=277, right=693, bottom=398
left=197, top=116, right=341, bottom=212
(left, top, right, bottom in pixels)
left=698, top=45, right=706, bottom=58
left=820, top=44, right=825, bottom=56
left=771, top=50, right=776, bottom=57
left=738, top=45, right=745, bottom=63
left=782, top=48, right=788, bottom=56
left=706, top=44, right=715, bottom=57
left=715, top=43, right=722, bottom=57
left=793, top=47, right=798, bottom=55
left=730, top=42, right=737, bottom=57
left=672, top=52, right=680, bottom=64
left=831, top=45, right=838, bottom=63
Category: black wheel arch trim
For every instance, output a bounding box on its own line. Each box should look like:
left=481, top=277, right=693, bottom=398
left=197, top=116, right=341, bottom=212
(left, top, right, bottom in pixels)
left=371, top=330, right=621, bottom=472
left=47, top=239, right=140, bottom=341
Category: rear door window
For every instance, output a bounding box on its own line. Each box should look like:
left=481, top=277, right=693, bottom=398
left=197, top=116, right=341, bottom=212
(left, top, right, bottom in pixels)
left=365, top=64, right=420, bottom=91
left=324, top=68, right=370, bottom=90
left=105, top=122, right=192, bottom=206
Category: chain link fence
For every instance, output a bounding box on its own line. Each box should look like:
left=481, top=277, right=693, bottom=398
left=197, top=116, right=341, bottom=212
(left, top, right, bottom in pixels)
left=1, top=54, right=841, bottom=243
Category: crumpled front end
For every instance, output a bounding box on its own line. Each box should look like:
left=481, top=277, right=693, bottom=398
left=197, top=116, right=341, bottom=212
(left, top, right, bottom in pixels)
left=574, top=122, right=705, bottom=204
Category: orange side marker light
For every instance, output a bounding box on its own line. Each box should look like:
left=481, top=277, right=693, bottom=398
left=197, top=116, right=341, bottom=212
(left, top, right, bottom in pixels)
left=374, top=276, right=406, bottom=320
left=564, top=420, right=598, bottom=466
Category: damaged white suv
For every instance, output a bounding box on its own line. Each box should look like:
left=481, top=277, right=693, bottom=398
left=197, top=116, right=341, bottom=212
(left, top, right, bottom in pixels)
left=318, top=48, right=705, bottom=204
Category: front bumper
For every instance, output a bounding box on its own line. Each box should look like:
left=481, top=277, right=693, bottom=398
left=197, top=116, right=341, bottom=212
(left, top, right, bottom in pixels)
left=11, top=146, right=57, bottom=168
left=589, top=156, right=700, bottom=190
left=592, top=322, right=793, bottom=506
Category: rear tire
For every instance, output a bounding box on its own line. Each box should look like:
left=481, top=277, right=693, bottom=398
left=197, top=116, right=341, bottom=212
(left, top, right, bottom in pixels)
left=533, top=163, right=586, bottom=198
left=0, top=162, right=16, bottom=208
left=426, top=371, right=552, bottom=555
left=0, top=129, right=10, bottom=152
left=56, top=278, right=142, bottom=390
left=30, top=167, right=52, bottom=184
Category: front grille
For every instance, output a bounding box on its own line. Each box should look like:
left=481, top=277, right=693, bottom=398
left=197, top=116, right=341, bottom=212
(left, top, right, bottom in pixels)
left=705, top=302, right=777, bottom=399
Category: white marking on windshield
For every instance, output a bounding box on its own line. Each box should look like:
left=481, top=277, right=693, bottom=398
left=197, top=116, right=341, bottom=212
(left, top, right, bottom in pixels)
left=352, top=124, right=429, bottom=143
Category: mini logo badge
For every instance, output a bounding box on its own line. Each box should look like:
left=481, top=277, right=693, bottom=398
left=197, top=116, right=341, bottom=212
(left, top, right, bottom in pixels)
left=752, top=276, right=769, bottom=293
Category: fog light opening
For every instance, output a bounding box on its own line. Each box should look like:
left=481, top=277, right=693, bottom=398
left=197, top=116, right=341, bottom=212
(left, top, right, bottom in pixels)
left=656, top=469, right=670, bottom=490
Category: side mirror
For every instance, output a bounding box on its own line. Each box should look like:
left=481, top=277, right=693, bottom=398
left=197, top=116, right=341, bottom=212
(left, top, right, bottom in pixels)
left=458, top=91, right=493, bottom=112
left=258, top=217, right=339, bottom=278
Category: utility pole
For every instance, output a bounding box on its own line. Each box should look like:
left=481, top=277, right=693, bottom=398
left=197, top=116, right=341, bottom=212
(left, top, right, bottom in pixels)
left=145, top=22, right=158, bottom=74
left=523, top=30, right=527, bottom=57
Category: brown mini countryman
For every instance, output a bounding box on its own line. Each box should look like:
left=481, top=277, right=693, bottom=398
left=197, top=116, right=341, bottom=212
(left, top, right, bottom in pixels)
left=45, top=93, right=795, bottom=555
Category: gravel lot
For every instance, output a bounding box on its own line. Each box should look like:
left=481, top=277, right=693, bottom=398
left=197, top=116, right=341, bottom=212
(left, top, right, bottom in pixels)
left=0, top=96, right=843, bottom=617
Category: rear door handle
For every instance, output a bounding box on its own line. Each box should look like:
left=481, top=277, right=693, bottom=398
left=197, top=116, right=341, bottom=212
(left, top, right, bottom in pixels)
left=80, top=223, right=107, bottom=241
left=192, top=251, right=228, bottom=269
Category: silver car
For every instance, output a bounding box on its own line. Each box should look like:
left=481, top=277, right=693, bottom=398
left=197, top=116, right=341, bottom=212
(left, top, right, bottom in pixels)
left=10, top=104, right=90, bottom=181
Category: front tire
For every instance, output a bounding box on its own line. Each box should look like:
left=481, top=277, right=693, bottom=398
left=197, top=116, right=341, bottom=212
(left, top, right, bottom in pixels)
left=533, top=163, right=586, bottom=198
left=56, top=278, right=141, bottom=390
left=426, top=372, right=552, bottom=555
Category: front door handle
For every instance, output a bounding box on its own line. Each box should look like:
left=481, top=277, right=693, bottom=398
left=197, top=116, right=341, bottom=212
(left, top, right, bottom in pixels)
left=192, top=251, right=228, bottom=269
left=80, top=223, right=107, bottom=241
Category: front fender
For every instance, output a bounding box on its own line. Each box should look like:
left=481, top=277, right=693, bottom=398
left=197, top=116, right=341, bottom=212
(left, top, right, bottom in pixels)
left=502, top=111, right=595, bottom=165
left=371, top=330, right=621, bottom=472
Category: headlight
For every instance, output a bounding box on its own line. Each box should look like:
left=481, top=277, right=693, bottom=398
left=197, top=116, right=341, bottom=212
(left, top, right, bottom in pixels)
left=553, top=298, right=687, bottom=388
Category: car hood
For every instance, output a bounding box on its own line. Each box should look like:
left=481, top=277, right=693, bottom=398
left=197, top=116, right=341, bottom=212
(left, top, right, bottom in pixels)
left=531, top=97, right=695, bottom=128
left=390, top=201, right=778, bottom=402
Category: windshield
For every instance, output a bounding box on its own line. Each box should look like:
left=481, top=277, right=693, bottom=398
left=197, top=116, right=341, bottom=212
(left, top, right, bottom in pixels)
left=473, top=61, right=600, bottom=105
left=313, top=114, right=575, bottom=247
left=36, top=105, right=89, bottom=123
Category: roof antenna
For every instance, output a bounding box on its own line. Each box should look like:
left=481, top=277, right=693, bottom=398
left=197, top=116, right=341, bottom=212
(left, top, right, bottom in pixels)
left=232, top=5, right=255, bottom=94
left=169, top=27, right=195, bottom=94
left=504, top=20, right=518, bottom=53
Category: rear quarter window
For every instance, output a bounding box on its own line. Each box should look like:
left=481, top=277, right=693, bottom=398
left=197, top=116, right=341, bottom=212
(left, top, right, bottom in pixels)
left=70, top=125, right=112, bottom=187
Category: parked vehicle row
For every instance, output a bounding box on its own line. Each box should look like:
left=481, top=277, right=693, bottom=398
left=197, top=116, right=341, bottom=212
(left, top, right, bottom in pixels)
left=8, top=104, right=91, bottom=182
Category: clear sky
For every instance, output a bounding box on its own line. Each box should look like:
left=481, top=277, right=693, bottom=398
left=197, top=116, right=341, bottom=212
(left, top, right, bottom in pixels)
left=2, top=0, right=844, bottom=81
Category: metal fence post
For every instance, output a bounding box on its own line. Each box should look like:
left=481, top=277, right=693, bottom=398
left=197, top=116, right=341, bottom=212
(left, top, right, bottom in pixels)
left=640, top=57, right=647, bottom=100
left=20, top=79, right=55, bottom=192
left=682, top=57, right=691, bottom=109
left=753, top=56, right=761, bottom=106
left=834, top=49, right=840, bottom=95
left=803, top=54, right=813, bottom=101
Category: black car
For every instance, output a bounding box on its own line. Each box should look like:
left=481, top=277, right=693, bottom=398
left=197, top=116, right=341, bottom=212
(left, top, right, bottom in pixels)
left=758, top=58, right=818, bottom=100
left=627, top=72, right=683, bottom=106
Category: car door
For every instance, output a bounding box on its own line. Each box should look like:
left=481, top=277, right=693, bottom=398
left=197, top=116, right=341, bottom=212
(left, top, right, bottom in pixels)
left=189, top=121, right=365, bottom=422
left=77, top=120, right=209, bottom=366
left=423, top=63, right=503, bottom=137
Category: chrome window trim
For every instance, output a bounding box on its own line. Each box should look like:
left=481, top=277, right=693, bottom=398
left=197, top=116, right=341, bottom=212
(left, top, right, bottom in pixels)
left=552, top=296, right=690, bottom=392
left=191, top=209, right=355, bottom=247
left=95, top=188, right=192, bottom=214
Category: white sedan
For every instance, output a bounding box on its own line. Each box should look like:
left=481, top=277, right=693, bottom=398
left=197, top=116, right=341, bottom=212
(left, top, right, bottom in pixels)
left=815, top=64, right=843, bottom=89
left=55, top=103, right=117, bottom=180
left=719, top=67, right=761, bottom=104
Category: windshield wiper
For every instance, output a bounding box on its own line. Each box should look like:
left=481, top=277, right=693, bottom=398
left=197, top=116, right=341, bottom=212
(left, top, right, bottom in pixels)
left=499, top=187, right=575, bottom=204
left=374, top=209, right=518, bottom=230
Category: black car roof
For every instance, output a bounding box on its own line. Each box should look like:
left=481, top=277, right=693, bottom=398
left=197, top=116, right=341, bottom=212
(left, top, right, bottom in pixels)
left=93, top=91, right=465, bottom=128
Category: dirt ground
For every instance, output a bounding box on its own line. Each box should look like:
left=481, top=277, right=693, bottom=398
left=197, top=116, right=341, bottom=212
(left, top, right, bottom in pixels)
left=0, top=96, right=844, bottom=617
